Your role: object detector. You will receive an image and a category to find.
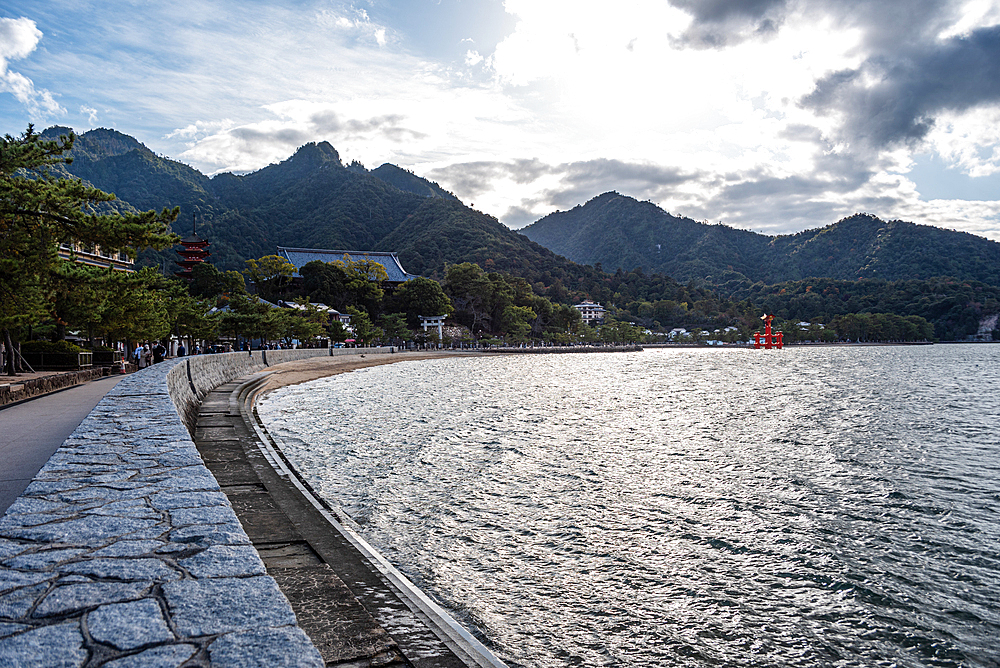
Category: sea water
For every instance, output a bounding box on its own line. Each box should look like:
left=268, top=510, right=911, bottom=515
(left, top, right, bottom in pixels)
left=257, top=345, right=1000, bottom=667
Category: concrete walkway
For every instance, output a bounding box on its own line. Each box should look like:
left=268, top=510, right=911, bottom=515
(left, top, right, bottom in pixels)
left=0, top=375, right=126, bottom=515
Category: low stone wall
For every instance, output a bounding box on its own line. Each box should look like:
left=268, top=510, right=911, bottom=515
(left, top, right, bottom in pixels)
left=0, top=368, right=106, bottom=408
left=0, top=348, right=387, bottom=666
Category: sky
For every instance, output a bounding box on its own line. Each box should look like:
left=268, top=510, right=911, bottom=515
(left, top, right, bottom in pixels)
left=3, top=0, right=1000, bottom=240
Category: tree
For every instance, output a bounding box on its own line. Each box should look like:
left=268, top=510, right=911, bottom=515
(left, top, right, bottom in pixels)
left=328, top=320, right=349, bottom=344
left=378, top=313, right=410, bottom=345
left=48, top=262, right=108, bottom=344
left=0, top=126, right=178, bottom=373
left=97, top=268, right=172, bottom=348
left=243, top=255, right=295, bottom=302
left=390, top=276, right=453, bottom=327
left=336, top=256, right=389, bottom=315
left=300, top=260, right=350, bottom=309
left=445, top=262, right=493, bottom=334
left=282, top=297, right=328, bottom=346
left=500, top=304, right=535, bottom=342
left=345, top=306, right=381, bottom=345
left=219, top=294, right=275, bottom=348
left=190, top=261, right=246, bottom=302
left=159, top=277, right=219, bottom=351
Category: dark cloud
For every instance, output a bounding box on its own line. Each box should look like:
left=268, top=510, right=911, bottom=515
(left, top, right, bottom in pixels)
left=501, top=204, right=541, bottom=229
left=671, top=0, right=998, bottom=160
left=669, top=0, right=788, bottom=47
left=430, top=157, right=701, bottom=223
left=427, top=158, right=556, bottom=200
left=507, top=158, right=551, bottom=184
left=309, top=110, right=342, bottom=134
left=340, top=114, right=426, bottom=142
left=669, top=0, right=952, bottom=50
left=428, top=158, right=698, bottom=206
left=834, top=0, right=956, bottom=50
left=672, top=0, right=787, bottom=23
left=778, top=123, right=824, bottom=143
left=539, top=159, right=700, bottom=210
left=432, top=152, right=908, bottom=235
left=304, top=111, right=427, bottom=143
left=230, top=126, right=312, bottom=146
left=683, top=171, right=865, bottom=233
left=802, top=25, right=1000, bottom=150
left=561, top=159, right=694, bottom=188
left=427, top=160, right=521, bottom=200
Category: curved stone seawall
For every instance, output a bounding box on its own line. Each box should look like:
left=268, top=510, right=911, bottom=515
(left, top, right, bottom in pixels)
left=0, top=348, right=387, bottom=667
left=168, top=347, right=393, bottom=434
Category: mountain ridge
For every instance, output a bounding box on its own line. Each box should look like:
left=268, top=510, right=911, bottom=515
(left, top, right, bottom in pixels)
left=38, top=127, right=1000, bottom=293
left=521, top=192, right=1000, bottom=287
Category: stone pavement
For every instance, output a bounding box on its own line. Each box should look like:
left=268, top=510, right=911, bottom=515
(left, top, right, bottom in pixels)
left=0, top=359, right=323, bottom=667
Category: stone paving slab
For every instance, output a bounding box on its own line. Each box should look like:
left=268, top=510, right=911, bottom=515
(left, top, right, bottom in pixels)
left=0, top=358, right=326, bottom=667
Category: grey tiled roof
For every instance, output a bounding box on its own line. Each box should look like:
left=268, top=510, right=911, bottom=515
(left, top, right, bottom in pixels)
left=276, top=247, right=419, bottom=283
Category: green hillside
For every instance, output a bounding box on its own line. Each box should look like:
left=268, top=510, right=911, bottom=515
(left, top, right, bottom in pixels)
left=35, top=126, right=1000, bottom=340
left=369, top=163, right=458, bottom=200
left=522, top=192, right=1000, bottom=287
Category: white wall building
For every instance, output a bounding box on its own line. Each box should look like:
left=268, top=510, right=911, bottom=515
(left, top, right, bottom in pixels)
left=573, top=300, right=606, bottom=325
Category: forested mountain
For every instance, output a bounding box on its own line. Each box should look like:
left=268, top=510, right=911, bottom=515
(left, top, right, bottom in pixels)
left=41, top=127, right=445, bottom=271
left=40, top=127, right=709, bottom=309
left=521, top=192, right=1000, bottom=287
left=368, top=163, right=457, bottom=200
left=36, top=127, right=1000, bottom=339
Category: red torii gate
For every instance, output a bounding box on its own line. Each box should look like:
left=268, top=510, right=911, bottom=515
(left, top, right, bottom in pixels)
left=754, top=314, right=783, bottom=349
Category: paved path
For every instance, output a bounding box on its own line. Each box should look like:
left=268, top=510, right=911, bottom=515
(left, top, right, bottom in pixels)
left=0, top=360, right=322, bottom=667
left=0, top=375, right=126, bottom=515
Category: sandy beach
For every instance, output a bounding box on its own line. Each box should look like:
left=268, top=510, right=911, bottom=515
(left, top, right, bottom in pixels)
left=258, top=349, right=489, bottom=394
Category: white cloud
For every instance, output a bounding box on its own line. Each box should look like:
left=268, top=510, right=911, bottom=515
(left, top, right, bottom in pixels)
left=0, top=17, right=63, bottom=119
left=923, top=106, right=1000, bottom=177
left=80, top=105, right=98, bottom=124
left=316, top=6, right=392, bottom=46
left=166, top=119, right=236, bottom=141
left=14, top=0, right=999, bottom=242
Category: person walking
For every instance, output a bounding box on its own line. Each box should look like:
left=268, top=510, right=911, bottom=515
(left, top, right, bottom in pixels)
left=134, top=344, right=145, bottom=369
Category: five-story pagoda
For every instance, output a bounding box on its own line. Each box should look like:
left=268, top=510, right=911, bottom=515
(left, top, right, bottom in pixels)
left=175, top=214, right=210, bottom=279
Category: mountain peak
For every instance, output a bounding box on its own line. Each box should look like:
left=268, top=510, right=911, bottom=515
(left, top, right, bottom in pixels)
left=41, top=126, right=147, bottom=161
left=80, top=128, right=145, bottom=158
left=289, top=141, right=342, bottom=167
left=370, top=163, right=459, bottom=201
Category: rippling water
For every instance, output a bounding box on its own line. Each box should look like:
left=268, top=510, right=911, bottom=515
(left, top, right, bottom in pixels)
left=257, top=346, right=1000, bottom=668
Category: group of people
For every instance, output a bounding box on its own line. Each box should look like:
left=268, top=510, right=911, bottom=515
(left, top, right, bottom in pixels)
left=132, top=342, right=167, bottom=369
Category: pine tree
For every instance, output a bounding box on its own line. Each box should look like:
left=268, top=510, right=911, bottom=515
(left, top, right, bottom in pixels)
left=1, top=126, right=178, bottom=374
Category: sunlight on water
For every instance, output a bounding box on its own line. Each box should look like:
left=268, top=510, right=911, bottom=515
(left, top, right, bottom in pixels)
left=258, top=346, right=1000, bottom=668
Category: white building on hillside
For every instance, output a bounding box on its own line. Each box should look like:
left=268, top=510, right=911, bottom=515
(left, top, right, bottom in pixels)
left=573, top=300, right=606, bottom=325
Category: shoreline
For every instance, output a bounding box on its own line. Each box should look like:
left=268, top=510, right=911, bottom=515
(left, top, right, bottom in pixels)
left=255, top=349, right=489, bottom=395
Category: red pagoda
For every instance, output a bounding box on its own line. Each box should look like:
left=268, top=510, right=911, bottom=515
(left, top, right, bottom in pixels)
left=175, top=214, right=210, bottom=280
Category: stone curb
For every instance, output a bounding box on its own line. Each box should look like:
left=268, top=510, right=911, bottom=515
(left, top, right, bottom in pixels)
left=0, top=368, right=107, bottom=409
left=0, top=349, right=383, bottom=667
